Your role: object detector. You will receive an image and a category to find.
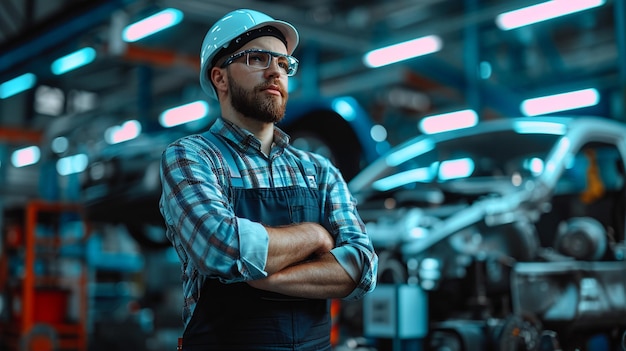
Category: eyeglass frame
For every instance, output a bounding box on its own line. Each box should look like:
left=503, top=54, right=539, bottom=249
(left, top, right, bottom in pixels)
left=219, top=49, right=299, bottom=76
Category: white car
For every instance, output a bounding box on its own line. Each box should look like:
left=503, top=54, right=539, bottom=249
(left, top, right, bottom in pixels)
left=350, top=116, right=626, bottom=351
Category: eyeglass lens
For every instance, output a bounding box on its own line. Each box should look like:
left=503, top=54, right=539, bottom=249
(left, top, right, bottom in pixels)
left=246, top=52, right=295, bottom=75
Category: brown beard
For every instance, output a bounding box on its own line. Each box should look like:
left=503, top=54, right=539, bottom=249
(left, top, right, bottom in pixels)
left=229, top=77, right=287, bottom=124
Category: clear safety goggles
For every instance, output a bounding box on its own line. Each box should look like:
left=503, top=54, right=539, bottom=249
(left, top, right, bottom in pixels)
left=221, top=49, right=299, bottom=76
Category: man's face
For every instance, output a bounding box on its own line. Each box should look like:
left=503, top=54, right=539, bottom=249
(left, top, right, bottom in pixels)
left=226, top=36, right=290, bottom=123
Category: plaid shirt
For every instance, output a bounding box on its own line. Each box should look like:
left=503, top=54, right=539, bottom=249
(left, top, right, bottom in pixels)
left=159, top=118, right=378, bottom=326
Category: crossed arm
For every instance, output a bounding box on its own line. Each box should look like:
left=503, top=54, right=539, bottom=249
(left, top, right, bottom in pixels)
left=247, top=222, right=358, bottom=299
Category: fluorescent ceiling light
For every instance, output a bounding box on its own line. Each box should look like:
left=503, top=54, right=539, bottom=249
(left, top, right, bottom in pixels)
left=521, top=88, right=600, bottom=116
left=11, top=146, right=40, bottom=167
left=122, top=8, right=183, bottom=42
left=160, top=100, right=209, bottom=128
left=419, top=109, right=478, bottom=134
left=496, top=0, right=605, bottom=31
left=105, top=120, right=142, bottom=144
left=57, top=153, right=88, bottom=176
left=0, top=73, right=37, bottom=99
left=51, top=47, right=96, bottom=75
left=363, top=35, right=442, bottom=68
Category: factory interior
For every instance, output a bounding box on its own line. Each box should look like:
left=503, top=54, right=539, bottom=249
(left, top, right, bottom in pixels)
left=1, top=0, right=626, bottom=350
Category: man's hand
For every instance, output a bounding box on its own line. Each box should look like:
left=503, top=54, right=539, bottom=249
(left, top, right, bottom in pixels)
left=264, top=222, right=334, bottom=274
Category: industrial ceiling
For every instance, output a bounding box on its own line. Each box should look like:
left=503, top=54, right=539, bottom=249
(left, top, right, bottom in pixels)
left=0, top=0, right=625, bottom=205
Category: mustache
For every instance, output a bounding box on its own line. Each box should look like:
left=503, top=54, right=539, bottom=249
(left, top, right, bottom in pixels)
left=257, top=81, right=286, bottom=96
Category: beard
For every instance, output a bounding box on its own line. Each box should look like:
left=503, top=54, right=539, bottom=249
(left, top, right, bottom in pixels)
left=229, top=77, right=287, bottom=124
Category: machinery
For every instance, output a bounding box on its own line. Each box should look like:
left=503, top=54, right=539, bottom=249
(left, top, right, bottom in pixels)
left=349, top=116, right=626, bottom=351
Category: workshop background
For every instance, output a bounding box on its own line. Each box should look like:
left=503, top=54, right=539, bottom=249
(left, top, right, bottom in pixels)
left=1, top=0, right=625, bottom=350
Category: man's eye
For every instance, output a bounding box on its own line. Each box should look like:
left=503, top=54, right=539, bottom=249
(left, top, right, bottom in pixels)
left=277, top=57, right=290, bottom=68
left=249, top=53, right=267, bottom=63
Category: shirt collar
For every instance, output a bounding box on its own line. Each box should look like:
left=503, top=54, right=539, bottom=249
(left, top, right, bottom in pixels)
left=210, top=117, right=291, bottom=152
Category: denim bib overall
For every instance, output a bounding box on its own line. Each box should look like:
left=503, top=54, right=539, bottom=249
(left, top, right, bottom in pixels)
left=182, top=132, right=331, bottom=351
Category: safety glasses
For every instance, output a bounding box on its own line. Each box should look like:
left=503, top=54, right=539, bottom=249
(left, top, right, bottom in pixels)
left=221, top=49, right=299, bottom=76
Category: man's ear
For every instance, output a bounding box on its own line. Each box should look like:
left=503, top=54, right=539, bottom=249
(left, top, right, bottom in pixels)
left=210, top=67, right=228, bottom=97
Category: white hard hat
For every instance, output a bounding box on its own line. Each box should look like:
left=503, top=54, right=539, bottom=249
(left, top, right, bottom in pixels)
left=199, top=9, right=299, bottom=100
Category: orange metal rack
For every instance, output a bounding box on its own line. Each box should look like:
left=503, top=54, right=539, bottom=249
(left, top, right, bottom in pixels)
left=0, top=200, right=90, bottom=351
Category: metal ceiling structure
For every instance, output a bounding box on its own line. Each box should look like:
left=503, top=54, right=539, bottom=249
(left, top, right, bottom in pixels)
left=0, top=0, right=625, bottom=203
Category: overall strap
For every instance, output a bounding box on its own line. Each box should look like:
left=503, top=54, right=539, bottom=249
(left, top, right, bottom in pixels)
left=204, top=131, right=319, bottom=190
left=202, top=131, right=243, bottom=188
left=288, top=145, right=318, bottom=189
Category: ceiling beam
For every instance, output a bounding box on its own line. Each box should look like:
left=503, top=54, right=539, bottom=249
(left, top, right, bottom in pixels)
left=0, top=0, right=129, bottom=78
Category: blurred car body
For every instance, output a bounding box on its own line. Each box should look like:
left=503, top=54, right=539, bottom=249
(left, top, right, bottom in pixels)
left=350, top=116, right=626, bottom=350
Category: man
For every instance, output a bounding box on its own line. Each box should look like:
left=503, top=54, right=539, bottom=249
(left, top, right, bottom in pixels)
left=159, top=8, right=378, bottom=351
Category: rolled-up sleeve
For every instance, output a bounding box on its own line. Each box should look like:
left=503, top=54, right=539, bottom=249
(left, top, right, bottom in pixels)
left=236, top=218, right=269, bottom=278
left=322, top=160, right=378, bottom=301
left=330, top=245, right=378, bottom=300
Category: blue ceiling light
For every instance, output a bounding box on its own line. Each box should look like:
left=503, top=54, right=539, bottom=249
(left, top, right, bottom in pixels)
left=363, top=35, right=442, bottom=68
left=122, top=8, right=184, bottom=42
left=105, top=120, right=142, bottom=144
left=496, top=0, right=605, bottom=31
left=521, top=88, right=600, bottom=116
left=159, top=100, right=209, bottom=128
left=56, top=153, right=89, bottom=176
left=11, top=146, right=41, bottom=168
left=419, top=109, right=478, bottom=134
left=51, top=47, right=97, bottom=75
left=0, top=73, right=37, bottom=99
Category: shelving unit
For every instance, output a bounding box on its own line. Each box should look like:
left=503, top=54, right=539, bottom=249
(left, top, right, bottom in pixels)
left=0, top=200, right=90, bottom=351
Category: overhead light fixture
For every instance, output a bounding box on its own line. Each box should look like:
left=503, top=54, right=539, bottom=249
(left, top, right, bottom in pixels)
left=105, top=120, right=142, bottom=144
left=56, top=153, right=88, bottom=176
left=122, top=8, right=184, bottom=42
left=51, top=47, right=96, bottom=75
left=419, top=109, right=478, bottom=134
left=363, top=35, right=442, bottom=68
left=496, top=0, right=605, bottom=31
left=521, top=88, right=600, bottom=116
left=160, top=100, right=209, bottom=128
left=0, top=73, right=37, bottom=99
left=11, top=146, right=40, bottom=168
